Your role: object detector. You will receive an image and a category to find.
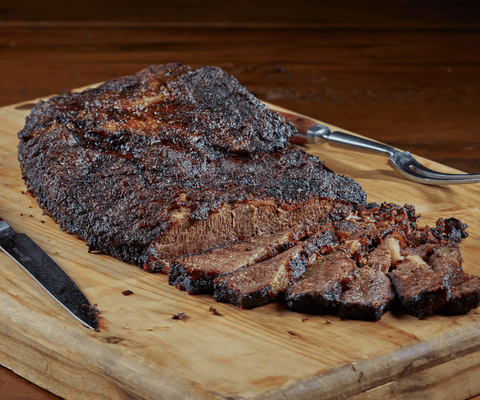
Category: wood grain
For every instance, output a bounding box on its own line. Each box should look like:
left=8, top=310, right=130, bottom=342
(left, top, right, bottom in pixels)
left=1, top=0, right=480, bottom=28
left=1, top=95, right=480, bottom=399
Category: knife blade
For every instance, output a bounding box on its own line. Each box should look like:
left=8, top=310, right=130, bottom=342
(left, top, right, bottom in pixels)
left=0, top=218, right=98, bottom=330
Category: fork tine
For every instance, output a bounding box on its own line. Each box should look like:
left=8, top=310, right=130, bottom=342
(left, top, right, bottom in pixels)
left=389, top=151, right=480, bottom=185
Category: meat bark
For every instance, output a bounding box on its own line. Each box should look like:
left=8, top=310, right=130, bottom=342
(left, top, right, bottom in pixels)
left=18, top=63, right=366, bottom=272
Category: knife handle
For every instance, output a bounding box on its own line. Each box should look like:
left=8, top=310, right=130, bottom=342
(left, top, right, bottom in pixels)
left=278, top=111, right=323, bottom=145
left=289, top=124, right=330, bottom=145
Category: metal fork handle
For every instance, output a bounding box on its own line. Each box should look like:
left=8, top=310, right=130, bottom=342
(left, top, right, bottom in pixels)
left=308, top=125, right=397, bottom=157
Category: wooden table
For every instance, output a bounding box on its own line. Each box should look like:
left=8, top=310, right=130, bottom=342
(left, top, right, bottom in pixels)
left=1, top=1, right=480, bottom=398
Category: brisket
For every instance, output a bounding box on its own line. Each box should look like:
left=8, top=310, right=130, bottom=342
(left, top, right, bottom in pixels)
left=283, top=203, right=477, bottom=320
left=284, top=209, right=404, bottom=320
left=388, top=257, right=450, bottom=318
left=366, top=232, right=406, bottom=273
left=213, top=226, right=340, bottom=308
left=337, top=267, right=395, bottom=321
left=18, top=63, right=366, bottom=272
left=17, top=63, right=480, bottom=321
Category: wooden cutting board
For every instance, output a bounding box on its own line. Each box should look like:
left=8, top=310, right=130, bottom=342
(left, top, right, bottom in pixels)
left=1, top=92, right=480, bottom=400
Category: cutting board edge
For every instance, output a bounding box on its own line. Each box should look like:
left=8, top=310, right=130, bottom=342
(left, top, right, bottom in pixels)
left=2, top=281, right=480, bottom=400
left=0, top=291, right=219, bottom=400
left=252, top=319, right=480, bottom=400
left=348, top=349, right=480, bottom=400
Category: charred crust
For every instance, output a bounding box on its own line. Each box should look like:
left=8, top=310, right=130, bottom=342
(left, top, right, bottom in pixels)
left=18, top=63, right=366, bottom=270
left=214, top=281, right=271, bottom=309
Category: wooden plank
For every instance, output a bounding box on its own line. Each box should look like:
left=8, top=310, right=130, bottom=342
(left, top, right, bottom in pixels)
left=1, top=94, right=480, bottom=399
left=2, top=0, right=480, bottom=28
left=351, top=349, right=480, bottom=400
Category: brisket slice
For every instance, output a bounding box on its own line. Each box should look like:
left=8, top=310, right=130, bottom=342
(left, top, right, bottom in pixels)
left=169, top=224, right=308, bottom=294
left=18, top=63, right=366, bottom=272
left=337, top=267, right=395, bottom=321
left=388, top=258, right=450, bottom=318
left=386, top=227, right=479, bottom=318
left=285, top=252, right=357, bottom=315
left=438, top=275, right=480, bottom=315
left=213, top=227, right=339, bottom=308
left=285, top=245, right=395, bottom=321
left=428, top=244, right=480, bottom=315
left=213, top=243, right=308, bottom=309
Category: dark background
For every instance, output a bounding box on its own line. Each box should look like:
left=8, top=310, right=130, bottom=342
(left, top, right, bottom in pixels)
left=1, top=1, right=480, bottom=398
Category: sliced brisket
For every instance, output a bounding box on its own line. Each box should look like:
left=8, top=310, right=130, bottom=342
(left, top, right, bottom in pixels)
left=169, top=224, right=307, bottom=294
left=282, top=204, right=478, bottom=320
left=284, top=224, right=397, bottom=321
left=213, top=226, right=340, bottom=308
left=428, top=244, right=480, bottom=315
left=17, top=63, right=480, bottom=321
left=213, top=243, right=308, bottom=309
left=338, top=267, right=395, bottom=321
left=388, top=257, right=450, bottom=318
left=285, top=252, right=357, bottom=315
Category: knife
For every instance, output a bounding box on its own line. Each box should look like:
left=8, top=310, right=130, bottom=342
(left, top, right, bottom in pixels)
left=0, top=217, right=98, bottom=330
